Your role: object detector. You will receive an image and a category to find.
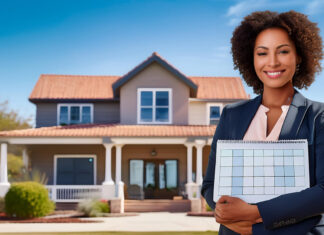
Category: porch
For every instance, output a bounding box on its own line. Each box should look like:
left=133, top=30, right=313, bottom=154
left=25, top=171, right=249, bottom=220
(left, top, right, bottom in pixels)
left=0, top=125, right=215, bottom=212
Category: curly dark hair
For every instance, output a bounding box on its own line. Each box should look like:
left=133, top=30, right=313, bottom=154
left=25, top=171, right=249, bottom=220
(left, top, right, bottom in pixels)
left=231, top=10, right=323, bottom=94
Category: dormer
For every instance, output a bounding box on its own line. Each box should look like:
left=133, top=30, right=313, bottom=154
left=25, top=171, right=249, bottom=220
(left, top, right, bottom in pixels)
left=113, top=52, right=198, bottom=125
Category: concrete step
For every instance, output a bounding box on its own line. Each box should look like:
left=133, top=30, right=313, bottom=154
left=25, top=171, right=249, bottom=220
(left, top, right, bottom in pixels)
left=124, top=199, right=191, bottom=212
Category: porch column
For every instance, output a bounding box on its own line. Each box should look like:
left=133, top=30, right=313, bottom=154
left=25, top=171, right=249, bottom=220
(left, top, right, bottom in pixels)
left=22, top=148, right=29, bottom=168
left=185, top=143, right=195, bottom=199
left=195, top=140, right=205, bottom=198
left=115, top=144, right=124, bottom=198
left=102, top=144, right=115, bottom=199
left=0, top=143, right=10, bottom=197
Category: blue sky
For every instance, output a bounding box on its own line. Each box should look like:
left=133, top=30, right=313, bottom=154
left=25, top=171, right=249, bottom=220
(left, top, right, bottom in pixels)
left=1, top=0, right=324, bottom=126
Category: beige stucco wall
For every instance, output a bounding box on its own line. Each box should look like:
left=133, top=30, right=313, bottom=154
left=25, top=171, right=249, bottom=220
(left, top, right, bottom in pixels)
left=26, top=143, right=211, bottom=196
left=120, top=62, right=190, bottom=124
left=27, top=145, right=116, bottom=185
left=189, top=101, right=233, bottom=125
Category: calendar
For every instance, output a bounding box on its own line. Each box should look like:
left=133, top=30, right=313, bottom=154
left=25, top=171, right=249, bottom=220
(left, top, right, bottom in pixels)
left=213, top=140, right=309, bottom=203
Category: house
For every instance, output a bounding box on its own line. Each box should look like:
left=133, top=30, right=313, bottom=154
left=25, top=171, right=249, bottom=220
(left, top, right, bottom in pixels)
left=0, top=52, right=249, bottom=212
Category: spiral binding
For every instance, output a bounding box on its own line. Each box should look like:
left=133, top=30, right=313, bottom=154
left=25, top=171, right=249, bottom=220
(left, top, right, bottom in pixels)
left=217, top=139, right=308, bottom=144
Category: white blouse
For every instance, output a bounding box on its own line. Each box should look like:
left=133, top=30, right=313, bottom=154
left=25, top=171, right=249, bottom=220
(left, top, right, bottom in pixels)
left=243, top=104, right=290, bottom=141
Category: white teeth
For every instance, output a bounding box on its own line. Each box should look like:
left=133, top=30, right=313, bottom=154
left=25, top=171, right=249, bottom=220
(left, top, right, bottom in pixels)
left=267, top=71, right=281, bottom=76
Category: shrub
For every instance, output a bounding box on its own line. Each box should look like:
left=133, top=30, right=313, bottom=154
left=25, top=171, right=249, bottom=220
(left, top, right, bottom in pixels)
left=8, top=154, right=24, bottom=182
left=206, top=203, right=212, bottom=212
left=78, top=199, right=110, bottom=217
left=0, top=197, right=4, bottom=213
left=16, top=168, right=48, bottom=185
left=5, top=181, right=55, bottom=218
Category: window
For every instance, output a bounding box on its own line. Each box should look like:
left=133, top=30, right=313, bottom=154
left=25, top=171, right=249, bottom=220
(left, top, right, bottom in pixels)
left=58, top=104, right=93, bottom=125
left=209, top=106, right=220, bottom=125
left=54, top=155, right=97, bottom=185
left=137, top=88, right=172, bottom=124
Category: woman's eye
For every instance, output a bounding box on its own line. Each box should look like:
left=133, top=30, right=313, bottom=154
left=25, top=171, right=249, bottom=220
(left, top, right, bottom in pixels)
left=279, top=50, right=289, bottom=54
left=257, top=52, right=267, bottom=56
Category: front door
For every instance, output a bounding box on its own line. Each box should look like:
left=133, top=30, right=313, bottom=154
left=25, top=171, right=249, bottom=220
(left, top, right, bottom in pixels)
left=144, top=159, right=178, bottom=199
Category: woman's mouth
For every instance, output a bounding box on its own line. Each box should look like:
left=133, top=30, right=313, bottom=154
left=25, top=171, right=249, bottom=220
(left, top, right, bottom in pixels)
left=264, top=70, right=285, bottom=79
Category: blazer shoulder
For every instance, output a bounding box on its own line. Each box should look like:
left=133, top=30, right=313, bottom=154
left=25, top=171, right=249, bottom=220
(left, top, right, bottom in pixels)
left=305, top=98, right=324, bottom=127
left=224, top=96, right=260, bottom=113
left=306, top=98, right=324, bottom=117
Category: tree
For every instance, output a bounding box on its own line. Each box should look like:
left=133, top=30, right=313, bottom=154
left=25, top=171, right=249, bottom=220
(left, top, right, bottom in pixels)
left=0, top=100, right=32, bottom=181
left=0, top=101, right=31, bottom=131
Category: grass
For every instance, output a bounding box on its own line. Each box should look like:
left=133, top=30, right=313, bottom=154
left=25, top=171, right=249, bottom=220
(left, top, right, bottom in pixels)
left=0, top=232, right=218, bottom=235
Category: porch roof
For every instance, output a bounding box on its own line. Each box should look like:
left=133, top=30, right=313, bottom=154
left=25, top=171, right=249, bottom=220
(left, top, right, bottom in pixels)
left=0, top=124, right=216, bottom=137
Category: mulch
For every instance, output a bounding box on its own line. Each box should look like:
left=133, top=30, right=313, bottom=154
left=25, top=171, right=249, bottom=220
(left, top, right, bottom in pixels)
left=187, top=211, right=214, bottom=217
left=0, top=212, right=101, bottom=223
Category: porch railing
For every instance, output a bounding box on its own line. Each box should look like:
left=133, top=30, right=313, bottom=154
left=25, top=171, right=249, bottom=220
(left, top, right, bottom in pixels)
left=46, top=185, right=102, bottom=202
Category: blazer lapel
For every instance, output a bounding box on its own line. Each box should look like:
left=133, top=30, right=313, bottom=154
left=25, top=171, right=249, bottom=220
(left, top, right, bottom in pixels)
left=279, top=90, right=308, bottom=140
left=236, top=95, right=262, bottom=139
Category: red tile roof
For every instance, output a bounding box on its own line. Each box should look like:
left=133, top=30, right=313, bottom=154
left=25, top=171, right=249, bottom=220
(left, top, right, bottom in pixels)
left=29, top=74, right=248, bottom=101
left=29, top=74, right=120, bottom=100
left=0, top=124, right=216, bottom=137
left=189, top=76, right=248, bottom=99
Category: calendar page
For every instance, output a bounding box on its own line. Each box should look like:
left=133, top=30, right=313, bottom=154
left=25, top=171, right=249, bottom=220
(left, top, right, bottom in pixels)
left=213, top=140, right=309, bottom=203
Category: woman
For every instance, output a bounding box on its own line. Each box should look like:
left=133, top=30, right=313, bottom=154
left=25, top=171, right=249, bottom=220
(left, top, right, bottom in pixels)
left=201, top=10, right=324, bottom=235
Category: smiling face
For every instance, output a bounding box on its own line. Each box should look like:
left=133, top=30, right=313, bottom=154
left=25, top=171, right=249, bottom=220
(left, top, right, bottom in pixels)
left=254, top=27, right=301, bottom=91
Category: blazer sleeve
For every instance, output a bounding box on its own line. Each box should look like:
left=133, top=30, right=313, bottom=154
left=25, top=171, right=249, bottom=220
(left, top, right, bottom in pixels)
left=201, top=106, right=228, bottom=210
left=254, top=111, right=324, bottom=231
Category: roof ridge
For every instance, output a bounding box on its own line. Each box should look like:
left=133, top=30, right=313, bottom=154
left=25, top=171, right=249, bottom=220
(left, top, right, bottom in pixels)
left=41, top=74, right=120, bottom=78
left=189, top=76, right=241, bottom=78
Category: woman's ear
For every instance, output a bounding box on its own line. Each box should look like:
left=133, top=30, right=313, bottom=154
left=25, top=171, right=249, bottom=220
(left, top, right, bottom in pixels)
left=297, top=56, right=302, bottom=65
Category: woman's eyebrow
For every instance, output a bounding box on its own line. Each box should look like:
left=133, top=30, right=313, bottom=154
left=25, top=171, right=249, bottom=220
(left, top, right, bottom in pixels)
left=255, top=44, right=291, bottom=50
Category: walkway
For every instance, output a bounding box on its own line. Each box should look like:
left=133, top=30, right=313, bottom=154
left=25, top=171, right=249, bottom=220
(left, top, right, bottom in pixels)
left=0, top=212, right=220, bottom=233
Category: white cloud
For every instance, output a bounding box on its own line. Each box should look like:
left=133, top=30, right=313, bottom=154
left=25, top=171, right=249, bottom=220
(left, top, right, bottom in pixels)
left=213, top=46, right=231, bottom=58
left=305, top=0, right=324, bottom=16
left=227, top=2, right=249, bottom=17
left=225, top=0, right=311, bottom=26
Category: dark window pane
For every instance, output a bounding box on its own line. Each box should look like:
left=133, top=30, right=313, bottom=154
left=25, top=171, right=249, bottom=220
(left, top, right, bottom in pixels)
left=70, top=106, right=80, bottom=123
left=141, top=91, right=153, bottom=106
left=210, top=106, right=220, bottom=119
left=57, top=158, right=94, bottom=185
left=59, top=106, right=68, bottom=125
left=82, top=106, right=91, bottom=124
left=210, top=119, right=218, bottom=125
left=156, top=91, right=169, bottom=106
left=156, top=108, right=169, bottom=122
left=141, top=108, right=153, bottom=122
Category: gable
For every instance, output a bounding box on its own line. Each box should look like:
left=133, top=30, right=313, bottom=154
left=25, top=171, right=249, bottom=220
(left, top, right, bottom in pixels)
left=112, top=52, right=197, bottom=98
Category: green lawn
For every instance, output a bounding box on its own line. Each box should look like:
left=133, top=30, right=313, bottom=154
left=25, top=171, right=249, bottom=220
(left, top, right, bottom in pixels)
left=0, top=232, right=218, bottom=235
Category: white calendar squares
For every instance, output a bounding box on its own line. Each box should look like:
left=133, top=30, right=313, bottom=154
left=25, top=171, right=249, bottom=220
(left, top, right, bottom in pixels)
left=213, top=140, right=310, bottom=203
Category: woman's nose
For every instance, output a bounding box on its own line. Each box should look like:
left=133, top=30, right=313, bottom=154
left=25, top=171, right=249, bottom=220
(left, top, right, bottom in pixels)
left=268, top=53, right=280, bottom=67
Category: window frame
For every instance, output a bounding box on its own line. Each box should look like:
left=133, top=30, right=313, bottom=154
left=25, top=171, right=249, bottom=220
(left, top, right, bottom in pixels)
left=206, top=103, right=223, bottom=125
left=57, top=103, right=94, bottom=125
left=137, top=88, right=172, bottom=124
left=53, top=154, right=97, bottom=185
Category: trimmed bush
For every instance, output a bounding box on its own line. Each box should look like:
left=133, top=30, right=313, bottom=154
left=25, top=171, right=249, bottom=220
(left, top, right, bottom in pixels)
left=78, top=199, right=110, bottom=217
left=0, top=197, right=4, bottom=213
left=5, top=181, right=55, bottom=218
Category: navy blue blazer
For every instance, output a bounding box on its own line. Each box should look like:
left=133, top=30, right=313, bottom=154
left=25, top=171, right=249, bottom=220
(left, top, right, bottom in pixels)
left=201, top=90, right=324, bottom=235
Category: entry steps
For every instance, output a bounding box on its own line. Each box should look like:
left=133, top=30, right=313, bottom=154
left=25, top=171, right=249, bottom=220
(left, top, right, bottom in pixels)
left=124, top=199, right=191, bottom=212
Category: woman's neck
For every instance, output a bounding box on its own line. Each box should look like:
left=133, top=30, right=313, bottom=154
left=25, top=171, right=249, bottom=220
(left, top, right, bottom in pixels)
left=262, top=83, right=295, bottom=108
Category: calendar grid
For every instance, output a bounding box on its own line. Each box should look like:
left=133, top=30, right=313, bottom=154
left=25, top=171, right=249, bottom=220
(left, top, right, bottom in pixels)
left=214, top=140, right=309, bottom=203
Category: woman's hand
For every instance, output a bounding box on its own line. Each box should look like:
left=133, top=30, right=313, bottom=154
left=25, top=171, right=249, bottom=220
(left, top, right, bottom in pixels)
left=215, top=195, right=262, bottom=224
left=222, top=220, right=254, bottom=235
